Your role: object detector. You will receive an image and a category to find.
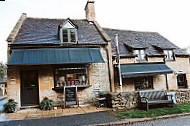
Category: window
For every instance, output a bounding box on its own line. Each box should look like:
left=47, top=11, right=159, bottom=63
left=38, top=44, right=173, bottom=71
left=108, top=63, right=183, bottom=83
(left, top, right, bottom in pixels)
left=164, top=50, right=174, bottom=60
left=134, top=49, right=146, bottom=60
left=134, top=77, right=153, bottom=90
left=61, top=28, right=77, bottom=43
left=59, top=19, right=78, bottom=43
left=54, top=67, right=89, bottom=87
left=177, top=74, right=187, bottom=89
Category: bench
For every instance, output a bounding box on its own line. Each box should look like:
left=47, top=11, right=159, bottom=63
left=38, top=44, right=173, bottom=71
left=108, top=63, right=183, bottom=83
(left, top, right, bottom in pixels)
left=139, top=90, right=174, bottom=111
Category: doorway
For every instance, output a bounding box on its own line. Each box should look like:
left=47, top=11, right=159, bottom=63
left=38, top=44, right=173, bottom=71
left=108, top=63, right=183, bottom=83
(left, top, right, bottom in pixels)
left=21, top=70, right=39, bottom=106
left=177, top=74, right=187, bottom=89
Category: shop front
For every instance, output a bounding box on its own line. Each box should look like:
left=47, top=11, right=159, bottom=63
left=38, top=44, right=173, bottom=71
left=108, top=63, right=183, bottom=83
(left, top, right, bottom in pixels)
left=7, top=47, right=110, bottom=109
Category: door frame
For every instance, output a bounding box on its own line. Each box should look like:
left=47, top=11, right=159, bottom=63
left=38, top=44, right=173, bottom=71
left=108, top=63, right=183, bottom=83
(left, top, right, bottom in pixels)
left=20, top=70, right=40, bottom=106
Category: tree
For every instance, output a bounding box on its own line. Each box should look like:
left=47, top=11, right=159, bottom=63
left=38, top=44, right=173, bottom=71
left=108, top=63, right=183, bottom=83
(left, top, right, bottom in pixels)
left=0, top=62, right=7, bottom=81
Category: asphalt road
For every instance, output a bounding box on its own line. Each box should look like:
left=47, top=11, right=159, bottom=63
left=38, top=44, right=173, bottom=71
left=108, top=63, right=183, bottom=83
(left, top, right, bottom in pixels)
left=127, top=115, right=190, bottom=126
left=0, top=111, right=117, bottom=126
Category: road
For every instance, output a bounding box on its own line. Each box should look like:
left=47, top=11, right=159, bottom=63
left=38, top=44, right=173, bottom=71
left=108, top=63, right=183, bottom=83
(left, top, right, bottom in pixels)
left=127, top=115, right=190, bottom=126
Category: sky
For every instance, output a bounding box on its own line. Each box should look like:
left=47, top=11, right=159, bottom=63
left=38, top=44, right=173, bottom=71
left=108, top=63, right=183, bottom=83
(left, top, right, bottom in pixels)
left=1, top=0, right=190, bottom=63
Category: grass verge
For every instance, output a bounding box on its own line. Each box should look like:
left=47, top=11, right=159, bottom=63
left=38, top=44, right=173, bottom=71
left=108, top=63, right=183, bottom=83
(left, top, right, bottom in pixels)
left=115, top=104, right=190, bottom=119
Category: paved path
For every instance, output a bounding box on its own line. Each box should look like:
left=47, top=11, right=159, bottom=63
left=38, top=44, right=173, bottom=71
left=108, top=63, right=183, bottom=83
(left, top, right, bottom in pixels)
left=0, top=98, right=7, bottom=112
left=126, top=115, right=190, bottom=126
left=0, top=111, right=117, bottom=126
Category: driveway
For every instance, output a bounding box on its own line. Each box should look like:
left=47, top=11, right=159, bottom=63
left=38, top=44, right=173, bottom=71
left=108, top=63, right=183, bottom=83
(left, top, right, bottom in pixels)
left=0, top=111, right=118, bottom=126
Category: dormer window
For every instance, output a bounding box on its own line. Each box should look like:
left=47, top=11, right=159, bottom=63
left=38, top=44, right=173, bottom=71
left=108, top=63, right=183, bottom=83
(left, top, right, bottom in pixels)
left=164, top=50, right=174, bottom=61
left=134, top=49, right=146, bottom=60
left=59, top=19, right=78, bottom=43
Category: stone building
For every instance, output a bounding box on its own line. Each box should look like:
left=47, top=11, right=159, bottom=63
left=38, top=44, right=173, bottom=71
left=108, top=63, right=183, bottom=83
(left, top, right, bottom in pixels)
left=6, top=1, right=190, bottom=109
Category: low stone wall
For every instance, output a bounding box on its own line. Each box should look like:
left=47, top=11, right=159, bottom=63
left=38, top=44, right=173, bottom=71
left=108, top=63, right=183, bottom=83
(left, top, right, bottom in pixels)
left=111, top=92, right=139, bottom=110
left=168, top=89, right=190, bottom=104
left=111, top=89, right=190, bottom=110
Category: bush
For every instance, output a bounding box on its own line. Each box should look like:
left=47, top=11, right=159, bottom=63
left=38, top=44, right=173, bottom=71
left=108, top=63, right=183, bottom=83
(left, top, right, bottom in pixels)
left=4, top=99, right=17, bottom=113
left=40, top=97, right=54, bottom=110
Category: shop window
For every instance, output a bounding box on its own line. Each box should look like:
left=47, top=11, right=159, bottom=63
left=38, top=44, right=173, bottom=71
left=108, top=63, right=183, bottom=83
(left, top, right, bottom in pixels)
left=164, top=50, right=174, bottom=61
left=177, top=74, right=187, bottom=89
left=134, top=76, right=153, bottom=90
left=54, top=67, right=89, bottom=87
left=133, top=49, right=146, bottom=60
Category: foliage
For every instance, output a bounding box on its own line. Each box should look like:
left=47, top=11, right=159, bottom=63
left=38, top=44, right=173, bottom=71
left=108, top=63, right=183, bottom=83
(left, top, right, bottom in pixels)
left=0, top=62, right=7, bottom=80
left=40, top=97, right=54, bottom=110
left=115, top=104, right=190, bottom=119
left=3, top=99, right=18, bottom=113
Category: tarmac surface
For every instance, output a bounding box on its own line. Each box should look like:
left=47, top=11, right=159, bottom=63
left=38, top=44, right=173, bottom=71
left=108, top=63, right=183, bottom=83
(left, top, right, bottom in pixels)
left=0, top=111, right=117, bottom=126
left=126, top=115, right=190, bottom=126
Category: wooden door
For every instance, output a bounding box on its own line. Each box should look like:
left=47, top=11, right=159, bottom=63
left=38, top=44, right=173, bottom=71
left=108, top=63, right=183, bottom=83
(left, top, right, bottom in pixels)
left=21, top=70, right=39, bottom=106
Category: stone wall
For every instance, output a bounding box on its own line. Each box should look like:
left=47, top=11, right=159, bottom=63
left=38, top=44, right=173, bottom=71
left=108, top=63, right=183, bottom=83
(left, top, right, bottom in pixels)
left=111, top=89, right=190, bottom=110
left=168, top=89, right=190, bottom=104
left=111, top=92, right=139, bottom=110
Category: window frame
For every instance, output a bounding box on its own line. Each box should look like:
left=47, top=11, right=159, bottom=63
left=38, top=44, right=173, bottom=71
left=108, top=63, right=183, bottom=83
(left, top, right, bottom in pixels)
left=133, top=49, right=146, bottom=61
left=163, top=50, right=174, bottom=61
left=134, top=76, right=153, bottom=91
left=54, top=66, right=90, bottom=88
left=177, top=74, right=188, bottom=89
left=60, top=28, right=78, bottom=44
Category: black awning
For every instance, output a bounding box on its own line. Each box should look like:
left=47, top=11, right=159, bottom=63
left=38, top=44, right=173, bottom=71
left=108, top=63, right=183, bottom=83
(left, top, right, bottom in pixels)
left=121, top=63, right=173, bottom=78
left=8, top=48, right=104, bottom=65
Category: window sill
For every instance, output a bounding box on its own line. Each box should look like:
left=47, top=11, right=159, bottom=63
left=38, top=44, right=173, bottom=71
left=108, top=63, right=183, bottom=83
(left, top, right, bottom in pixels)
left=52, top=85, right=91, bottom=90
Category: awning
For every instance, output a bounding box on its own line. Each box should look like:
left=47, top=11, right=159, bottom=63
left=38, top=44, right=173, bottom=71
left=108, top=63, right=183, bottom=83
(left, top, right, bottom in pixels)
left=8, top=48, right=104, bottom=65
left=120, top=63, right=173, bottom=78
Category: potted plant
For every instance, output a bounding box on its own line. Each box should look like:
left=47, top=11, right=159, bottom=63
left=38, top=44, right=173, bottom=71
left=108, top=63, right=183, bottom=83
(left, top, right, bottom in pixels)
left=40, top=97, right=54, bottom=110
left=4, top=99, right=18, bottom=113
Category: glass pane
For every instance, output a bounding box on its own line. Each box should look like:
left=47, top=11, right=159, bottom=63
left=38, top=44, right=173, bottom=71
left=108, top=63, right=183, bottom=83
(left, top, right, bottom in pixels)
left=134, top=77, right=153, bottom=90
left=140, top=50, right=145, bottom=55
left=70, top=29, right=76, bottom=42
left=63, top=30, right=68, bottom=42
left=168, top=50, right=173, bottom=59
left=55, top=67, right=88, bottom=87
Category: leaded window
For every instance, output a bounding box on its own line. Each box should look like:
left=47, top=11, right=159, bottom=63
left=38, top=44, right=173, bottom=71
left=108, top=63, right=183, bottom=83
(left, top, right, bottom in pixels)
left=134, top=76, right=153, bottom=90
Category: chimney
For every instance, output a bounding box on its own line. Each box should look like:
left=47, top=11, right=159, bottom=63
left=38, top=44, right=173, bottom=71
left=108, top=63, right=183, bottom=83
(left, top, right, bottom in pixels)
left=85, top=0, right=95, bottom=22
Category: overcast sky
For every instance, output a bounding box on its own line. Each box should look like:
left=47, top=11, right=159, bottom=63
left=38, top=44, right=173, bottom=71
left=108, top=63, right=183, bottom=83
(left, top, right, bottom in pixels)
left=1, top=0, right=190, bottom=63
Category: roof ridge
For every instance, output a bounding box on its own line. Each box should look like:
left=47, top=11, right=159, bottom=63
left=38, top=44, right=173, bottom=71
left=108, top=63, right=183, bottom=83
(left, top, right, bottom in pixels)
left=26, top=17, right=87, bottom=21
left=103, top=27, right=158, bottom=34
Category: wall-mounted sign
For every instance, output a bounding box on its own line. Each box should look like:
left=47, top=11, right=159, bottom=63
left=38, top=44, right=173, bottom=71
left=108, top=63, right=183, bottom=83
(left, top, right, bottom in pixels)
left=64, top=86, right=78, bottom=107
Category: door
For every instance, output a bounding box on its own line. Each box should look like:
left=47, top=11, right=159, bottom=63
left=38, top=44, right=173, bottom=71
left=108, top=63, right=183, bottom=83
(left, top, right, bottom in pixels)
left=177, top=74, right=187, bottom=89
left=21, top=70, right=39, bottom=106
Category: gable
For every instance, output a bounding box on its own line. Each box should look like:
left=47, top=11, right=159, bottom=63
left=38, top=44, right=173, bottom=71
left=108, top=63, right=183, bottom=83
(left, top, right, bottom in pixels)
left=62, top=19, right=76, bottom=29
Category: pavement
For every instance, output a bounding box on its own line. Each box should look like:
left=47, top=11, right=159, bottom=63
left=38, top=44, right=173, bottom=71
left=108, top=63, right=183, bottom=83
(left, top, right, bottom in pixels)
left=0, top=106, right=111, bottom=122
left=0, top=96, right=7, bottom=112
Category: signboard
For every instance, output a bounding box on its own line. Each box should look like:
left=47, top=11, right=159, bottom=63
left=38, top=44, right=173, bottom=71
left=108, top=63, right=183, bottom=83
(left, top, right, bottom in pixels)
left=64, top=86, right=78, bottom=107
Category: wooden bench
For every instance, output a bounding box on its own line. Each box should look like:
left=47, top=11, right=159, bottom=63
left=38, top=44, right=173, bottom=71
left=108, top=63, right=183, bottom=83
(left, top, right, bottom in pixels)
left=139, top=90, right=174, bottom=111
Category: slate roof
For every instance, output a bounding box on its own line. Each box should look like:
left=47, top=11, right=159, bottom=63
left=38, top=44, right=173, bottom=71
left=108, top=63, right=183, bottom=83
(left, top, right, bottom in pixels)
left=11, top=17, right=188, bottom=57
left=12, top=18, right=107, bottom=45
left=104, top=28, right=189, bottom=57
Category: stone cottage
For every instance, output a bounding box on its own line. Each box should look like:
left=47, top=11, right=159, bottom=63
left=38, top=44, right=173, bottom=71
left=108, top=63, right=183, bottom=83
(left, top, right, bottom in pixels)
left=6, top=1, right=190, bottom=109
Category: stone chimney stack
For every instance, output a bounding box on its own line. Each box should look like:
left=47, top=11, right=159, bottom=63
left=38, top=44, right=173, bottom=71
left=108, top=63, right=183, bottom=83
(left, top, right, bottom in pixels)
left=85, top=0, right=95, bottom=22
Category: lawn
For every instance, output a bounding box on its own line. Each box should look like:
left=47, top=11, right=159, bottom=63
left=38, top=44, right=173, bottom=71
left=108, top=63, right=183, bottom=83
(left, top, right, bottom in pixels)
left=115, top=104, right=190, bottom=119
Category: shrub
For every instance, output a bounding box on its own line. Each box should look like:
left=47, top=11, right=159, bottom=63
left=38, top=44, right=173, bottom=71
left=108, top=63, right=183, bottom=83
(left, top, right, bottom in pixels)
left=40, top=97, right=54, bottom=110
left=4, top=99, right=18, bottom=113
